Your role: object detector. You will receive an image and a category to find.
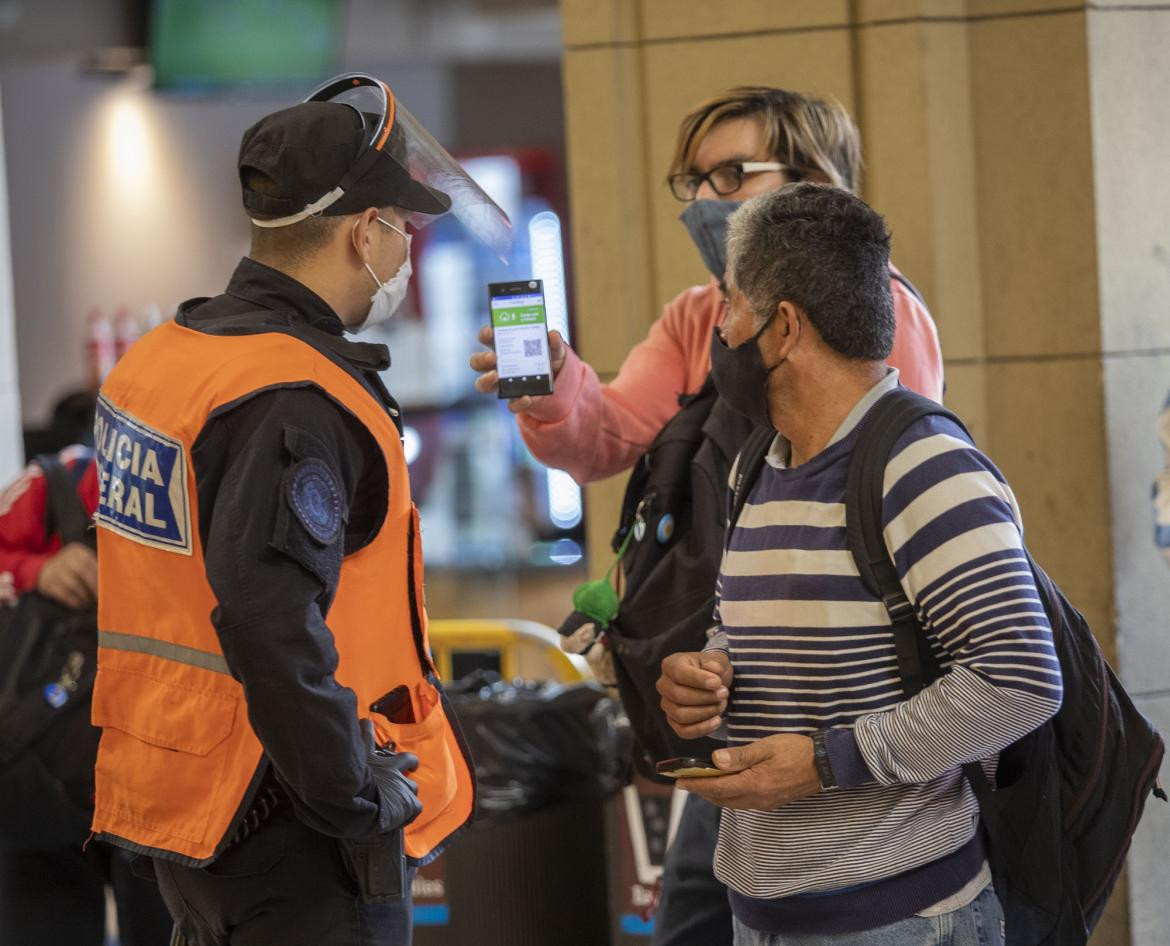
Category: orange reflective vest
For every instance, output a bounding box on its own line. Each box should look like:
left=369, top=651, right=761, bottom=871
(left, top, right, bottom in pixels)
left=91, top=320, right=474, bottom=865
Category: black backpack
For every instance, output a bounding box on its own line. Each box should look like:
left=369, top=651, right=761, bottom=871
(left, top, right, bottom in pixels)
left=0, top=455, right=100, bottom=851
left=604, top=376, right=762, bottom=775
left=730, top=389, right=1166, bottom=946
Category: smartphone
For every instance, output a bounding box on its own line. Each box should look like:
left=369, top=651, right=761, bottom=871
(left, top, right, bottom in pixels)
left=488, top=279, right=554, bottom=398
left=370, top=685, right=414, bottom=725
left=655, top=756, right=726, bottom=779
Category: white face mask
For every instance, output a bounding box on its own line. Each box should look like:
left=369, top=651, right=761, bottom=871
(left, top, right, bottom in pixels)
left=353, top=217, right=412, bottom=334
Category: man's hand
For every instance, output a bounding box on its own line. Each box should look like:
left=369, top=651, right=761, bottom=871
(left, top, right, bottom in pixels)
left=361, top=719, right=423, bottom=832
left=678, top=734, right=821, bottom=810
left=469, top=325, right=567, bottom=414
left=36, top=542, right=97, bottom=609
left=657, top=650, right=732, bottom=739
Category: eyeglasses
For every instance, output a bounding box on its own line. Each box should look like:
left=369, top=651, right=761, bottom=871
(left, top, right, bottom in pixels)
left=668, top=161, right=792, bottom=202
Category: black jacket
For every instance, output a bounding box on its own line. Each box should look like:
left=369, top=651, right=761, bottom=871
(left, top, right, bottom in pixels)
left=179, top=256, right=401, bottom=840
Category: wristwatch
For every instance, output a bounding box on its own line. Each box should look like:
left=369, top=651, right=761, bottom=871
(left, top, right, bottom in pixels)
left=810, top=730, right=837, bottom=790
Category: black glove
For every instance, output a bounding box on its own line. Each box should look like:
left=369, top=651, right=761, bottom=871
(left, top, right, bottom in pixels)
left=361, top=718, right=422, bottom=832
left=338, top=720, right=422, bottom=903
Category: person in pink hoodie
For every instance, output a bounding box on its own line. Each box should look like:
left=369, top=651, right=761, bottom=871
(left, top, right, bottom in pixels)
left=470, top=87, right=945, bottom=946
left=471, top=87, right=943, bottom=485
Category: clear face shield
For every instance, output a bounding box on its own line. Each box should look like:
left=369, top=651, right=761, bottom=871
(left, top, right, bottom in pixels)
left=305, top=73, right=513, bottom=262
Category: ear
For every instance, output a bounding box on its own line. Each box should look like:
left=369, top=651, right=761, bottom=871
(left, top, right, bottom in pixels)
left=764, top=300, right=802, bottom=360
left=349, top=207, right=381, bottom=263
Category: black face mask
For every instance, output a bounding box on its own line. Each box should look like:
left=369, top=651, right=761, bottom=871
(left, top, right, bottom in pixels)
left=709, top=321, right=782, bottom=429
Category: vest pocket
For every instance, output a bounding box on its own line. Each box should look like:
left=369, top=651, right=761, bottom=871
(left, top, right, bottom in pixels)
left=378, top=682, right=457, bottom=838
left=93, top=666, right=239, bottom=844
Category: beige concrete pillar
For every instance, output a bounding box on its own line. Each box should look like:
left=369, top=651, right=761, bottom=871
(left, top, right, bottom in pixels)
left=558, top=3, right=1169, bottom=941
left=1085, top=6, right=1170, bottom=946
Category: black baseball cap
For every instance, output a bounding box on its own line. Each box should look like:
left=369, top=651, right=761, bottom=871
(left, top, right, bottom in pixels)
left=238, top=101, right=451, bottom=222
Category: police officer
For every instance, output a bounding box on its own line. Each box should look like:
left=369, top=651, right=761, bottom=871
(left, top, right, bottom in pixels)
left=88, top=76, right=487, bottom=945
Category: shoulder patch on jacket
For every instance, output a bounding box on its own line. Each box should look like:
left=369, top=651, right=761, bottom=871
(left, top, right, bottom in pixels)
left=93, top=395, right=192, bottom=555
left=286, top=458, right=343, bottom=546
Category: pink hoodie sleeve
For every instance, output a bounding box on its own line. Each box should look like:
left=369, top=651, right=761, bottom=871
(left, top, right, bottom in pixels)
left=516, top=287, right=711, bottom=484
left=888, top=272, right=944, bottom=402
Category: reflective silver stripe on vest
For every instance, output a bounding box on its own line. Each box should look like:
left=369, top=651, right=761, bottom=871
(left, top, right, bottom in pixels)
left=98, top=631, right=231, bottom=675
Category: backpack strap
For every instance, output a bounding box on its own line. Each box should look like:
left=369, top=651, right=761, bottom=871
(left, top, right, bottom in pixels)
left=727, top=426, right=780, bottom=545
left=611, top=376, right=719, bottom=553
left=844, top=389, right=968, bottom=697
left=36, top=454, right=92, bottom=547
left=847, top=391, right=1006, bottom=800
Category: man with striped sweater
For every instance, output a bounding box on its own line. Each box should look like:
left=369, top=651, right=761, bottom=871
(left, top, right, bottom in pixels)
left=656, top=183, right=1062, bottom=945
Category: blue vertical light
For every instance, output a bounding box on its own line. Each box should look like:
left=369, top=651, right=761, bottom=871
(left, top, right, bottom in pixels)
left=528, top=210, right=582, bottom=532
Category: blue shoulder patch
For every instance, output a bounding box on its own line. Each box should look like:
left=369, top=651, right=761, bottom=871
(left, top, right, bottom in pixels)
left=287, top=458, right=343, bottom=545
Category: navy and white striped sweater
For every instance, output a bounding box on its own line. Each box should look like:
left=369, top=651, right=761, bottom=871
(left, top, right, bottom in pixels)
left=711, top=376, right=1062, bottom=931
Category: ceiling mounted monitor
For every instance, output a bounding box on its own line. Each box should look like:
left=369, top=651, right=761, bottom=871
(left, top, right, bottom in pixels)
left=150, top=0, right=343, bottom=91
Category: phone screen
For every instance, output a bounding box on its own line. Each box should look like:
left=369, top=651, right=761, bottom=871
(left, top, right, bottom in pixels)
left=489, top=280, right=554, bottom=398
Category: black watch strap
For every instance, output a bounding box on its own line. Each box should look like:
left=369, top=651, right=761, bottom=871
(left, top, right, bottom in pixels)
left=811, top=730, right=837, bottom=790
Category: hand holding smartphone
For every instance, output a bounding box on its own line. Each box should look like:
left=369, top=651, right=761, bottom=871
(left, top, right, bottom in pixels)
left=487, top=279, right=555, bottom=399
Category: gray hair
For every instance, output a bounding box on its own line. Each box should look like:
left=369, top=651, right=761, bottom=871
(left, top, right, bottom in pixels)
left=726, top=182, right=895, bottom=360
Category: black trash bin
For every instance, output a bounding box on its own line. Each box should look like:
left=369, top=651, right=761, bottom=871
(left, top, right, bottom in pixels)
left=414, top=674, right=628, bottom=946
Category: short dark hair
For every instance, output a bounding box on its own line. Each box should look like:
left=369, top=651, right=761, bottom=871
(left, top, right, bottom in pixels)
left=726, top=182, right=895, bottom=360
left=244, top=169, right=344, bottom=264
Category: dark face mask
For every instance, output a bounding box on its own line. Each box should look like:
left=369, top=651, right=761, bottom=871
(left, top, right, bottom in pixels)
left=709, top=320, right=782, bottom=429
left=679, top=200, right=743, bottom=279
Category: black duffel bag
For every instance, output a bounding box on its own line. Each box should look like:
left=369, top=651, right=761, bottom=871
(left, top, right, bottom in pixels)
left=0, top=455, right=99, bottom=851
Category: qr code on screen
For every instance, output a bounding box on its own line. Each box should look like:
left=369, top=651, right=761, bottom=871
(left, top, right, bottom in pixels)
left=523, top=339, right=543, bottom=357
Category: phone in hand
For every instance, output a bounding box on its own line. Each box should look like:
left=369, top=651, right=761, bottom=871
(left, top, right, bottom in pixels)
left=655, top=756, right=726, bottom=779
left=488, top=279, right=554, bottom=398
